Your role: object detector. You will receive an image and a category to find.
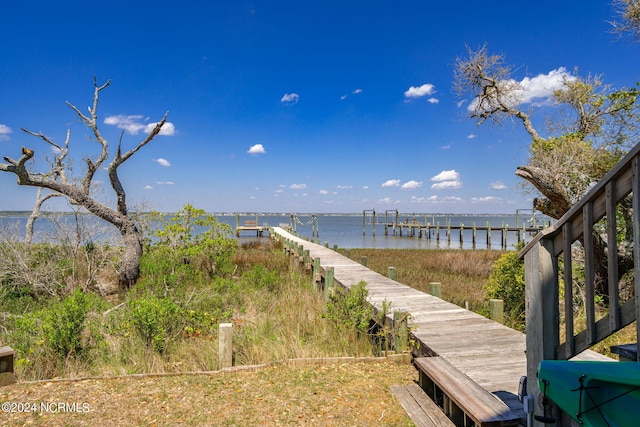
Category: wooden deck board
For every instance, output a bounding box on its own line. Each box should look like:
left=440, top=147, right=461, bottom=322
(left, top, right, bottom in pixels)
left=391, top=384, right=456, bottom=427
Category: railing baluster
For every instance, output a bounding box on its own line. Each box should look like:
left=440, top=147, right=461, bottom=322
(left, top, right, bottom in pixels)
left=633, top=156, right=640, bottom=361
left=605, top=181, right=620, bottom=333
left=583, top=201, right=596, bottom=346
left=562, top=223, right=574, bottom=358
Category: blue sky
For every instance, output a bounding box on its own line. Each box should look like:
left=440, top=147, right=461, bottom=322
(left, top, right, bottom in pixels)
left=1, top=1, right=638, bottom=214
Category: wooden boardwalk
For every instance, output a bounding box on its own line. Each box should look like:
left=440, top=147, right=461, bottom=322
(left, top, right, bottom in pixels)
left=272, top=227, right=611, bottom=425
left=273, top=226, right=527, bottom=420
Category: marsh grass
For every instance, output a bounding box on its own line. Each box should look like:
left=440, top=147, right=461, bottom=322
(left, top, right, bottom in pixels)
left=347, top=248, right=504, bottom=314
left=3, top=238, right=378, bottom=380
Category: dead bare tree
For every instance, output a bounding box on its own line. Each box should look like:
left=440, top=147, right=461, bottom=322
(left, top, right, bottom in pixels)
left=0, top=77, right=168, bottom=289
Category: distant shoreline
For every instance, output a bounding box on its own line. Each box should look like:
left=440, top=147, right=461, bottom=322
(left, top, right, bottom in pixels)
left=0, top=210, right=522, bottom=217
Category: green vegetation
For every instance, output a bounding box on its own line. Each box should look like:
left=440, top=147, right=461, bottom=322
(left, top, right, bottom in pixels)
left=484, top=244, right=526, bottom=330
left=0, top=205, right=385, bottom=381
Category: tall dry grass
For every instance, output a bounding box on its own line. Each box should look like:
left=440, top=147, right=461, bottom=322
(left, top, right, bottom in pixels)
left=347, top=248, right=504, bottom=314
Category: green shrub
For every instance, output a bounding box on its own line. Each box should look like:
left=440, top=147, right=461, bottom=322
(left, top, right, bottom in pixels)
left=128, top=296, right=183, bottom=353
left=41, top=289, right=105, bottom=358
left=485, top=249, right=525, bottom=329
left=325, top=281, right=373, bottom=335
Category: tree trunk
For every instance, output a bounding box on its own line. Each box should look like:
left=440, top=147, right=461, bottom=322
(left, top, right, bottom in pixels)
left=118, top=219, right=143, bottom=289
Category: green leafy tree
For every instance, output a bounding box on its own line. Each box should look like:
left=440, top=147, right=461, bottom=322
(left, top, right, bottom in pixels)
left=152, top=204, right=238, bottom=278
left=454, top=45, right=640, bottom=295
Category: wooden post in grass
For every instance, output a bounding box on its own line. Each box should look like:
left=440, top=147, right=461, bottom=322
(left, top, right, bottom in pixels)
left=219, top=323, right=233, bottom=369
left=303, top=249, right=310, bottom=269
left=360, top=256, right=368, bottom=267
left=490, top=299, right=504, bottom=324
left=429, top=282, right=442, bottom=298
left=388, top=266, right=397, bottom=281
left=313, top=257, right=321, bottom=291
left=393, top=310, right=409, bottom=353
left=324, top=267, right=335, bottom=303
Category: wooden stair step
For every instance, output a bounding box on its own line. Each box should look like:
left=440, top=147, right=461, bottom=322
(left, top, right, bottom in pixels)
left=391, top=383, right=455, bottom=427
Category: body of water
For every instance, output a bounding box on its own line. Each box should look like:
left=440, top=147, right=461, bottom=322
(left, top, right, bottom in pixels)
left=0, top=212, right=549, bottom=250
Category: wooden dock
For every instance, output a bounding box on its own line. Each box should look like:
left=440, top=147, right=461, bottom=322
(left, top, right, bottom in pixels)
left=362, top=210, right=546, bottom=249
left=377, top=221, right=542, bottom=249
left=235, top=215, right=270, bottom=237
left=273, top=226, right=610, bottom=426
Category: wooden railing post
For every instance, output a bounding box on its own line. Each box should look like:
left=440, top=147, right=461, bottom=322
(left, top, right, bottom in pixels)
left=429, top=282, right=442, bottom=298
left=313, top=257, right=321, bottom=291
left=393, top=310, right=409, bottom=353
left=324, top=267, right=334, bottom=303
left=524, top=238, right=559, bottom=424
left=489, top=299, right=504, bottom=324
left=388, top=266, right=397, bottom=281
left=219, top=323, right=233, bottom=369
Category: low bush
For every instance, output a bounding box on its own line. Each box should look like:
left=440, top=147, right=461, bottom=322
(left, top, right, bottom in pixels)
left=484, top=248, right=525, bottom=329
left=324, top=280, right=373, bottom=336
left=128, top=296, right=183, bottom=354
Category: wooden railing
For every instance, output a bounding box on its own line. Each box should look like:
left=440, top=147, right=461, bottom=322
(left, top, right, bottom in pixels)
left=519, top=142, right=640, bottom=422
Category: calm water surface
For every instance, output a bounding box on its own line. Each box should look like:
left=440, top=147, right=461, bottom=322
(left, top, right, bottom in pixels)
left=259, top=214, right=545, bottom=250
left=0, top=212, right=547, bottom=250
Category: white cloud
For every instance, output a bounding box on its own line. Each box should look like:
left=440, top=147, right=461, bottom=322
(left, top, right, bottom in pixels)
left=0, top=124, right=12, bottom=141
left=382, top=179, right=401, bottom=188
left=431, top=180, right=462, bottom=190
left=427, top=98, right=439, bottom=104
left=155, top=181, right=175, bottom=185
left=144, top=185, right=153, bottom=190
left=340, top=88, right=363, bottom=101
left=489, top=181, right=507, bottom=190
left=467, top=134, right=477, bottom=139
left=519, top=68, right=574, bottom=104
left=144, top=121, right=175, bottom=136
left=289, top=183, right=307, bottom=190
left=248, top=144, right=266, bottom=155
left=431, top=169, right=462, bottom=190
left=319, top=189, right=329, bottom=195
left=281, top=93, right=299, bottom=104
left=104, top=115, right=146, bottom=134
left=404, top=83, right=435, bottom=98
left=468, top=67, right=576, bottom=112
left=427, top=195, right=464, bottom=203
left=401, top=180, right=423, bottom=190
left=441, top=144, right=451, bottom=150
left=471, top=196, right=503, bottom=203
left=377, top=197, right=393, bottom=204
left=154, top=158, right=171, bottom=167
left=336, top=185, right=352, bottom=189
left=105, top=115, right=175, bottom=136
left=362, top=186, right=369, bottom=190
left=431, top=170, right=460, bottom=182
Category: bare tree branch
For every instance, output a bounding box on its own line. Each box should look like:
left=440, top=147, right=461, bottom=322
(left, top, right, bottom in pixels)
left=0, top=78, right=168, bottom=289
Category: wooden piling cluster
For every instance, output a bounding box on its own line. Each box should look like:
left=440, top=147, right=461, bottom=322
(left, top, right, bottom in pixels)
left=378, top=221, right=542, bottom=249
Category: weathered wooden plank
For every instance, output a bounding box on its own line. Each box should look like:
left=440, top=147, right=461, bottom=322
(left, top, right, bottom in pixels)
left=391, top=384, right=455, bottom=427
left=414, top=357, right=522, bottom=427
